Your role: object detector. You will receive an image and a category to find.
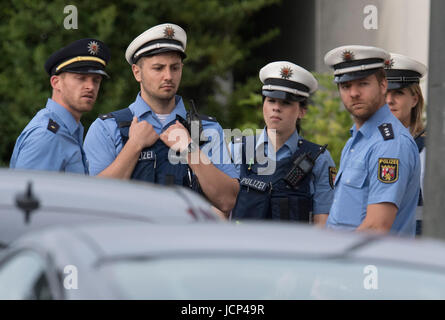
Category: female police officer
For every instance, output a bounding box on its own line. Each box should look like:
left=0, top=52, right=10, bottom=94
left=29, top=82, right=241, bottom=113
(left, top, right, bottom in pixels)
left=230, top=61, right=336, bottom=225
left=385, top=53, right=427, bottom=235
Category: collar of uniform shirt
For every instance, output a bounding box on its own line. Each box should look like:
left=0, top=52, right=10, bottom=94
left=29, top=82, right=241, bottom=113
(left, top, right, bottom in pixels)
left=350, top=104, right=391, bottom=139
left=257, top=127, right=300, bottom=158
left=46, top=98, right=83, bottom=136
left=133, top=93, right=187, bottom=121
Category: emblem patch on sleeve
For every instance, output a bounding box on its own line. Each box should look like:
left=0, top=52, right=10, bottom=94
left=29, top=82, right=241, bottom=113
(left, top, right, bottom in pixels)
left=329, top=167, right=337, bottom=189
left=378, top=158, right=399, bottom=183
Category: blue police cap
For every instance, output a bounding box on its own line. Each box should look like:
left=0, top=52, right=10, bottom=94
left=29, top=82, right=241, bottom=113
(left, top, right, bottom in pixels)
left=44, top=38, right=110, bottom=78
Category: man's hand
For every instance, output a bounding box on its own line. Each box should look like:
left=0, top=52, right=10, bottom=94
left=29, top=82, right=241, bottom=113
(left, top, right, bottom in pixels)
left=160, top=120, right=191, bottom=152
left=128, top=116, right=159, bottom=151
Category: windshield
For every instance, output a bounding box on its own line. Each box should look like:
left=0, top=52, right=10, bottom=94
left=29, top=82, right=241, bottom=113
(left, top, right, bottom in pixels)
left=101, top=256, right=445, bottom=299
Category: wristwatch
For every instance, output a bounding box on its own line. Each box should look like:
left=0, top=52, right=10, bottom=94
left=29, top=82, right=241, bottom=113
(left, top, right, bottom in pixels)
left=187, top=141, right=198, bottom=153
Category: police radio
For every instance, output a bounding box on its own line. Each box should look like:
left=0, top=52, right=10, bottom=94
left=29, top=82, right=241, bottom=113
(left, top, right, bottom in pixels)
left=284, top=144, right=328, bottom=188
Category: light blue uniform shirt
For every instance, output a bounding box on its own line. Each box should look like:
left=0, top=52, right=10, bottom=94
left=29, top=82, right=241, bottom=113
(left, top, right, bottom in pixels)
left=10, top=99, right=88, bottom=174
left=84, top=93, right=237, bottom=178
left=326, top=105, right=420, bottom=237
left=230, top=128, right=336, bottom=214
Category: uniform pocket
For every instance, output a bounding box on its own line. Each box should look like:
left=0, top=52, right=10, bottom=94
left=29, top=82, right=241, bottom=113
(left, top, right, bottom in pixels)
left=341, top=161, right=367, bottom=189
left=335, top=160, right=367, bottom=226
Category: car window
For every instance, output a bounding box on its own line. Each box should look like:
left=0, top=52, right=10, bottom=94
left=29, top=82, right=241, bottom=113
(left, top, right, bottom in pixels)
left=0, top=250, right=53, bottom=300
left=101, top=257, right=445, bottom=299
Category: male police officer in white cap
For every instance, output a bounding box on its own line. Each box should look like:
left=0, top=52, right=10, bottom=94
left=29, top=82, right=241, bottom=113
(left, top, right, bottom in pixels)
left=385, top=53, right=428, bottom=235
left=84, top=23, right=239, bottom=214
left=230, top=61, right=336, bottom=225
left=10, top=38, right=110, bottom=173
left=324, top=45, right=420, bottom=236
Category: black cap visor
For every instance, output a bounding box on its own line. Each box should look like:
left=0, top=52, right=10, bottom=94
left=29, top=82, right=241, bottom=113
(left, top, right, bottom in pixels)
left=387, top=81, right=416, bottom=90
left=64, top=68, right=110, bottom=79
left=386, top=69, right=420, bottom=90
left=54, top=61, right=109, bottom=79
left=334, top=68, right=380, bottom=83
left=262, top=90, right=306, bottom=102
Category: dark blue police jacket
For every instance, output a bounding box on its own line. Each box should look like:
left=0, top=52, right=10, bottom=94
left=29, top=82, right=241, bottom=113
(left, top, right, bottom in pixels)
left=231, top=135, right=321, bottom=222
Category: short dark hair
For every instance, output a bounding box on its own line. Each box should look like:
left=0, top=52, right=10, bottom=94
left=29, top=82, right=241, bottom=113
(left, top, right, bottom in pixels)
left=373, top=68, right=386, bottom=83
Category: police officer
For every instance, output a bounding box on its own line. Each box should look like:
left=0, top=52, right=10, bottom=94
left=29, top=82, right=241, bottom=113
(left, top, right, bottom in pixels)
left=10, top=38, right=110, bottom=173
left=84, top=23, right=239, bottom=214
left=324, top=45, right=420, bottom=236
left=230, top=61, right=336, bottom=225
left=385, top=53, right=427, bottom=235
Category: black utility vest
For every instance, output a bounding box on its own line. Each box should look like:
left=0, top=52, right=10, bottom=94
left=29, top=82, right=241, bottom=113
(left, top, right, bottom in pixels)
left=101, top=108, right=197, bottom=188
left=231, top=135, right=321, bottom=222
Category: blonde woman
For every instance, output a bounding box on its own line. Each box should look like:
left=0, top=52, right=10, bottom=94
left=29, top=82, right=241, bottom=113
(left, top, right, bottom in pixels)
left=385, top=53, right=427, bottom=235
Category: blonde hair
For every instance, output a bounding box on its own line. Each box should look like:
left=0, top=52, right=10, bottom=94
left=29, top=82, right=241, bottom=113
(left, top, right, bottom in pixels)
left=406, top=83, right=425, bottom=138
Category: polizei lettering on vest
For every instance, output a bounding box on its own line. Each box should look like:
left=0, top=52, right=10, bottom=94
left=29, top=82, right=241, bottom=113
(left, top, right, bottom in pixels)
left=138, top=151, right=154, bottom=161
left=181, top=304, right=215, bottom=317
left=240, top=177, right=268, bottom=192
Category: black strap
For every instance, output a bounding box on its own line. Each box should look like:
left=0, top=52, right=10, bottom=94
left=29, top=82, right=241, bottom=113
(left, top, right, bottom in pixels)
left=414, top=130, right=426, bottom=153
left=418, top=188, right=424, bottom=206
left=99, top=113, right=114, bottom=121
left=110, top=108, right=134, bottom=145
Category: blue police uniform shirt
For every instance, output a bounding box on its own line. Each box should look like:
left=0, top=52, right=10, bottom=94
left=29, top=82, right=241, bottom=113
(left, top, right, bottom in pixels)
left=230, top=128, right=336, bottom=214
left=84, top=93, right=238, bottom=178
left=326, top=105, right=420, bottom=236
left=10, top=99, right=88, bottom=174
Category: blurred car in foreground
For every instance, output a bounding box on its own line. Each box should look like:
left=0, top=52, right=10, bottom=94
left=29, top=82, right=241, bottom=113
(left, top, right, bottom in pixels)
left=0, top=221, right=444, bottom=299
left=0, top=169, right=218, bottom=248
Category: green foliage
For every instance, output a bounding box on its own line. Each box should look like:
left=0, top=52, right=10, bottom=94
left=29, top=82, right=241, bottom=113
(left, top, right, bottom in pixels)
left=301, top=73, right=353, bottom=167
left=0, top=0, right=280, bottom=165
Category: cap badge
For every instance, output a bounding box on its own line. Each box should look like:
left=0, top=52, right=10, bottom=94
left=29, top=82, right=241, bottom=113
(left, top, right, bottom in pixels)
left=384, top=58, right=394, bottom=69
left=163, top=26, right=175, bottom=39
left=87, top=41, right=99, bottom=55
left=280, top=66, right=293, bottom=79
left=342, top=50, right=355, bottom=61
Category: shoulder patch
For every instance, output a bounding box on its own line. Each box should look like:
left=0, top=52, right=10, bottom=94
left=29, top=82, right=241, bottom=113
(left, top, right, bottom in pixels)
left=378, top=158, right=399, bottom=183
left=47, top=119, right=60, bottom=134
left=329, top=167, right=337, bottom=189
left=378, top=123, right=394, bottom=140
left=99, top=113, right=114, bottom=120
left=198, top=114, right=217, bottom=122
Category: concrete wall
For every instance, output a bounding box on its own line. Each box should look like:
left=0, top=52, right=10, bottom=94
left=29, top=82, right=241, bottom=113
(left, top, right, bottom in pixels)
left=424, top=0, right=445, bottom=239
left=315, top=0, right=430, bottom=97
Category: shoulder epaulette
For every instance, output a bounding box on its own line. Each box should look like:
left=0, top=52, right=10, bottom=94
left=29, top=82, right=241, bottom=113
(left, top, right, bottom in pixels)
left=198, top=114, right=217, bottom=122
left=378, top=123, right=394, bottom=140
left=297, top=138, right=322, bottom=149
left=99, top=113, right=114, bottom=120
left=47, top=119, right=60, bottom=134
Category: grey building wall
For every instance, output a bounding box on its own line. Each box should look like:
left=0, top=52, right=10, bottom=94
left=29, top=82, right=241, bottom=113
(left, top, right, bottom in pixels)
left=424, top=0, right=445, bottom=239
left=314, top=0, right=430, bottom=95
